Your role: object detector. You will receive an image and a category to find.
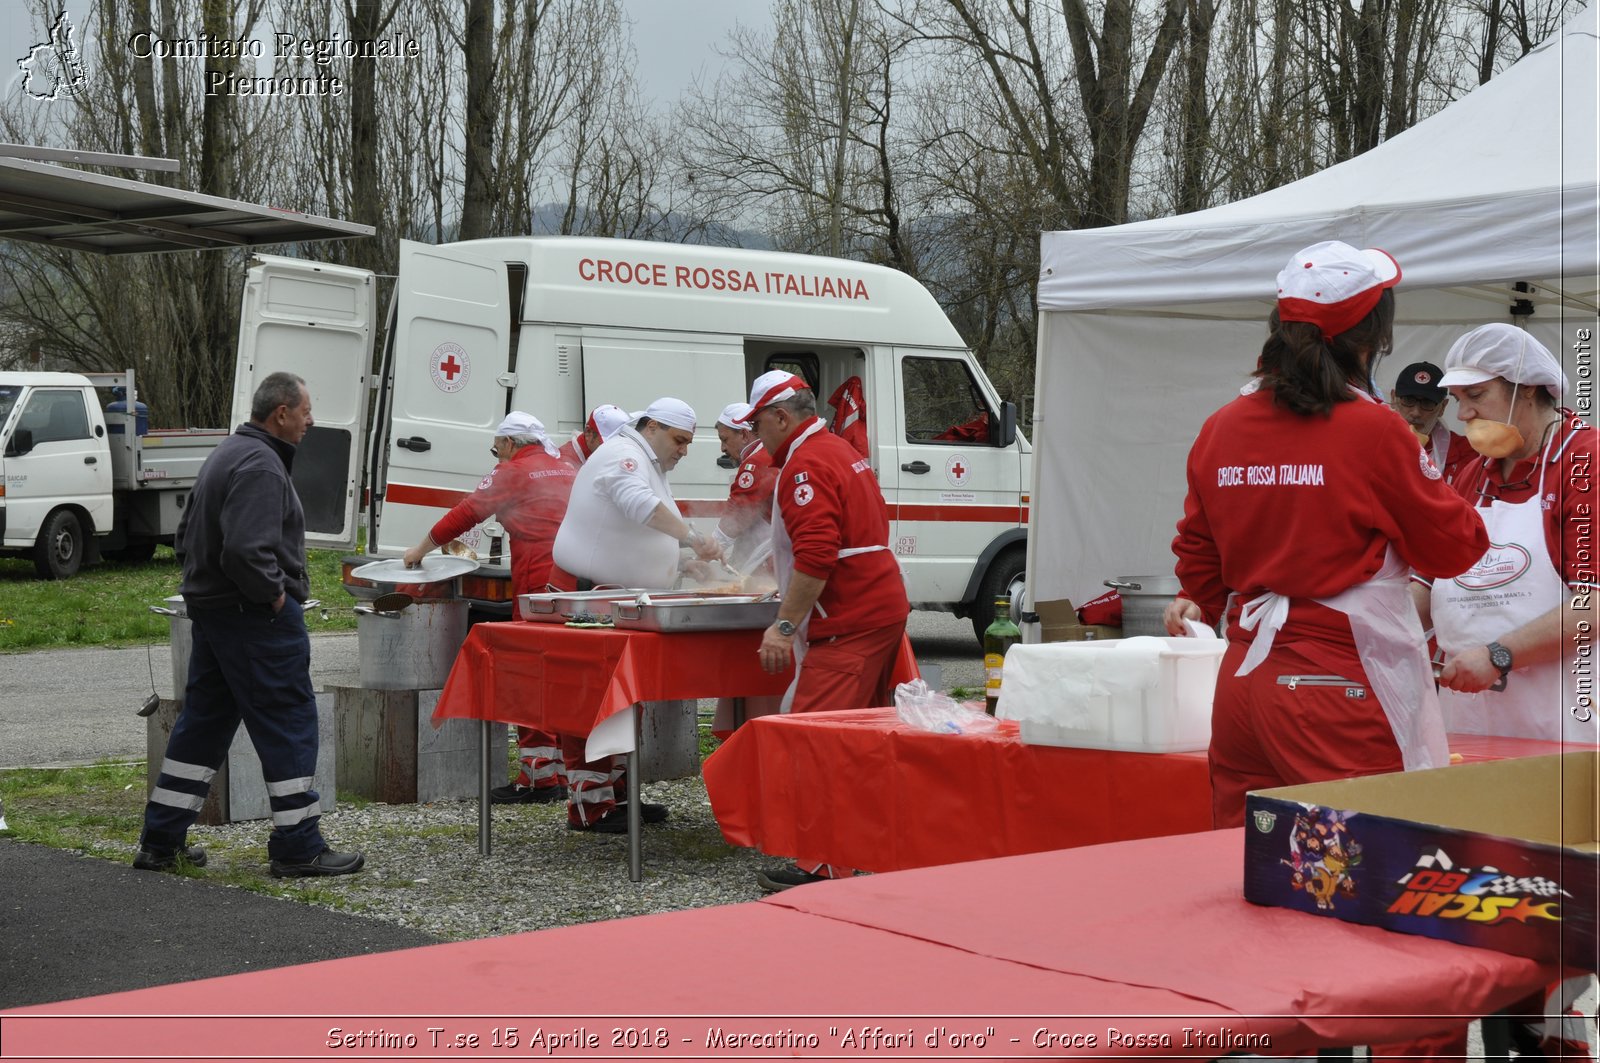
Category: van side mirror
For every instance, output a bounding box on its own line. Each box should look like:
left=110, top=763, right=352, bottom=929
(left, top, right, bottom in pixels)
left=5, top=427, right=33, bottom=457
left=993, top=401, right=1017, bottom=448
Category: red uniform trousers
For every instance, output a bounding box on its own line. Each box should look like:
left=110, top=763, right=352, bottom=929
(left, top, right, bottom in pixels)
left=1209, top=606, right=1403, bottom=829
left=790, top=620, right=906, bottom=715
left=790, top=619, right=906, bottom=877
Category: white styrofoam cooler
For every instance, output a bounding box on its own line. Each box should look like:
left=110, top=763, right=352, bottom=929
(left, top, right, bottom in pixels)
left=996, top=636, right=1225, bottom=753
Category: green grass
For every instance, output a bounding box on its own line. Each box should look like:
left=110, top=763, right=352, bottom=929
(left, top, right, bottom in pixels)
left=0, top=546, right=359, bottom=652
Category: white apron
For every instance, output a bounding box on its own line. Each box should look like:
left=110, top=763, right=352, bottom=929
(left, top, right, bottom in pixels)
left=769, top=420, right=890, bottom=713
left=1232, top=545, right=1449, bottom=771
left=1431, top=440, right=1588, bottom=742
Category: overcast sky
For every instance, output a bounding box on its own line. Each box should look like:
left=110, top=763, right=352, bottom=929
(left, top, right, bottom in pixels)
left=2, top=2, right=762, bottom=113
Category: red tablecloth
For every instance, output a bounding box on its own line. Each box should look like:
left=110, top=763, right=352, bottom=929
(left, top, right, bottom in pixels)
left=704, top=713, right=1573, bottom=875
left=5, top=830, right=1556, bottom=1057
left=431, top=622, right=919, bottom=736
left=704, top=706, right=1211, bottom=872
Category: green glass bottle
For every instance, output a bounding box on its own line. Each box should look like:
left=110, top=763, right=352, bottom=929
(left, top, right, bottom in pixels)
left=983, top=596, right=1021, bottom=715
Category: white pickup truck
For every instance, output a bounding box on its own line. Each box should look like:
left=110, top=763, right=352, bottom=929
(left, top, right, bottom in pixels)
left=0, top=369, right=225, bottom=577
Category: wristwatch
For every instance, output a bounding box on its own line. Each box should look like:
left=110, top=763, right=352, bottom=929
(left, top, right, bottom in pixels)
left=1486, top=641, right=1513, bottom=691
left=776, top=619, right=798, bottom=637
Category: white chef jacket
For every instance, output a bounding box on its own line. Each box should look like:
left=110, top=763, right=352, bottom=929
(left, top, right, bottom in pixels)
left=551, top=425, right=682, bottom=589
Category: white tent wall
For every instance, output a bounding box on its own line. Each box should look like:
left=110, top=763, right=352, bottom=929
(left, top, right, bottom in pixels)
left=1028, top=7, right=1598, bottom=620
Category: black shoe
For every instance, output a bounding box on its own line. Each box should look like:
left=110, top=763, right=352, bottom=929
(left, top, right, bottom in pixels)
left=132, top=845, right=207, bottom=872
left=269, top=849, right=365, bottom=878
left=566, top=803, right=669, bottom=833
left=490, top=783, right=568, bottom=804
left=756, top=863, right=831, bottom=892
left=616, top=801, right=669, bottom=824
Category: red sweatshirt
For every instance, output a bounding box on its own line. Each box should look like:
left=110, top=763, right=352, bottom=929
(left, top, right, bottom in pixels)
left=1174, top=386, right=1488, bottom=624
left=772, top=419, right=908, bottom=639
left=719, top=439, right=778, bottom=538
left=430, top=445, right=576, bottom=597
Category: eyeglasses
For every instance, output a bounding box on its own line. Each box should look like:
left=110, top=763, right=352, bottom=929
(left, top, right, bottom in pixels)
left=1476, top=474, right=1532, bottom=502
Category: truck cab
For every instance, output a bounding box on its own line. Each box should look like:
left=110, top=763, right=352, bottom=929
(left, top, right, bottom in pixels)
left=0, top=373, right=113, bottom=577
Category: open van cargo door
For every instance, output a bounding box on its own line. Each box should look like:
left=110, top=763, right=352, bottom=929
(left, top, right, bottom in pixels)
left=373, top=240, right=512, bottom=556
left=232, top=255, right=376, bottom=550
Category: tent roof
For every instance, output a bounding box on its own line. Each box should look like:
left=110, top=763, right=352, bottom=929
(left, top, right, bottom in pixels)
left=1039, top=5, right=1598, bottom=313
left=0, top=156, right=373, bottom=254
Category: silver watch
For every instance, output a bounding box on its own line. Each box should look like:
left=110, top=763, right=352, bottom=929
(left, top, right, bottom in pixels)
left=776, top=619, right=798, bottom=637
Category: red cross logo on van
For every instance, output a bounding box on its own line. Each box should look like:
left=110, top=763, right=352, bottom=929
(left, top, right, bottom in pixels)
left=430, top=342, right=470, bottom=393
left=945, top=454, right=971, bottom=487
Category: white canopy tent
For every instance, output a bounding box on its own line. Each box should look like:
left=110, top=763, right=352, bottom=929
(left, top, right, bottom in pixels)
left=1029, top=6, right=1599, bottom=620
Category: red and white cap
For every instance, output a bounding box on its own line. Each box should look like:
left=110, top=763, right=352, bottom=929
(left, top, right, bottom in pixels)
left=1276, top=240, right=1401, bottom=342
left=747, top=371, right=810, bottom=414
left=587, top=403, right=630, bottom=441
left=716, top=402, right=754, bottom=430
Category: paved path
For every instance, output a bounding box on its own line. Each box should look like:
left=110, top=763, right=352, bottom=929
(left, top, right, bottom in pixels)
left=1, top=615, right=985, bottom=769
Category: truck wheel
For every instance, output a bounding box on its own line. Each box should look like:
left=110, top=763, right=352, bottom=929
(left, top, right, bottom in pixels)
left=969, top=549, right=1026, bottom=645
left=33, top=509, right=86, bottom=579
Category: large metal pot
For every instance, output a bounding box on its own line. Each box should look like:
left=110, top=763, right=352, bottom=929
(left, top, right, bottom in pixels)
left=1103, top=575, right=1183, bottom=637
left=356, top=599, right=469, bottom=690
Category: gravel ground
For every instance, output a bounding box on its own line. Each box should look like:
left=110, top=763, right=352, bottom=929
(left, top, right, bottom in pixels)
left=178, top=773, right=780, bottom=941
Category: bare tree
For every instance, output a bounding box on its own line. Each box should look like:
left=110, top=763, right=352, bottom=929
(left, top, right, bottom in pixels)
left=677, top=0, right=915, bottom=267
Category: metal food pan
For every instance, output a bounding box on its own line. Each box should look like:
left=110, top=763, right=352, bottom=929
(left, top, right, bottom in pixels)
left=518, top=588, right=651, bottom=623
left=612, top=594, right=781, bottom=632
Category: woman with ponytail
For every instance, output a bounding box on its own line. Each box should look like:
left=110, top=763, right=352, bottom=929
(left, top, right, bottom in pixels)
left=1164, top=241, right=1488, bottom=827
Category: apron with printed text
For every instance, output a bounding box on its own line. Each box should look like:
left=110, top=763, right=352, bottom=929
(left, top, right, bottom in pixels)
left=1431, top=445, right=1588, bottom=742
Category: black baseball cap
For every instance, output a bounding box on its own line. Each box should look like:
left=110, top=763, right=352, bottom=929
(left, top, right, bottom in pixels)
left=1393, top=361, right=1446, bottom=402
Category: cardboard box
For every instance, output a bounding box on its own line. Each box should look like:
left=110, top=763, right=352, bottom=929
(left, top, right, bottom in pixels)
left=1244, top=753, right=1598, bottom=968
left=1033, top=598, right=1121, bottom=642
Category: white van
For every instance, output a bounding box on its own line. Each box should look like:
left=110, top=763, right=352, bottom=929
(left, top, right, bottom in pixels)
left=241, top=238, right=1031, bottom=641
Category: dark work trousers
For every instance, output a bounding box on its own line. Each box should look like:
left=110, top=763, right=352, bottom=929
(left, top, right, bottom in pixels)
left=140, top=598, right=326, bottom=862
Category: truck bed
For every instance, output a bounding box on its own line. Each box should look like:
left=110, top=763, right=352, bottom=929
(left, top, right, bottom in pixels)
left=107, top=426, right=228, bottom=491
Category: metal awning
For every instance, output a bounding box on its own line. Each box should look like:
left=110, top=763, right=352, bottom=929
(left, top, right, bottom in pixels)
left=0, top=156, right=373, bottom=254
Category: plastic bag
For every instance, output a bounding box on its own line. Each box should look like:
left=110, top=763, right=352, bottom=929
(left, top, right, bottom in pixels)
left=893, top=679, right=1001, bottom=735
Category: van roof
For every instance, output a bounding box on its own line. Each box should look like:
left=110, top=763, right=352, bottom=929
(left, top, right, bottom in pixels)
left=447, top=236, right=969, bottom=350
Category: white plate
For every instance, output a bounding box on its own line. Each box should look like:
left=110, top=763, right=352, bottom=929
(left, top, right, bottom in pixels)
left=349, top=554, right=480, bottom=585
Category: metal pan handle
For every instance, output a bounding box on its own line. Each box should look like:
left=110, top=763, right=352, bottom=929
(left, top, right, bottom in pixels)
left=613, top=601, right=642, bottom=620
left=1103, top=579, right=1142, bottom=591
left=148, top=606, right=180, bottom=617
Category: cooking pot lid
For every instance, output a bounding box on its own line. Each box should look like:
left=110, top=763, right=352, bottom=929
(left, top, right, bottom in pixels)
left=350, top=555, right=479, bottom=585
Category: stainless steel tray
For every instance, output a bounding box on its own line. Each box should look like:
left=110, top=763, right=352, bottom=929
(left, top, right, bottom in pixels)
left=518, top=588, right=653, bottom=623
left=611, top=593, right=781, bottom=632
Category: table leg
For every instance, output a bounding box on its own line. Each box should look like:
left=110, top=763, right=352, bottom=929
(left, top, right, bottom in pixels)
left=627, top=705, right=642, bottom=882
left=478, top=720, right=492, bottom=856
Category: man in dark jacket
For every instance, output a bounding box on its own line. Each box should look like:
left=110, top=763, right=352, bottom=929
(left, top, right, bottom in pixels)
left=135, top=373, right=363, bottom=878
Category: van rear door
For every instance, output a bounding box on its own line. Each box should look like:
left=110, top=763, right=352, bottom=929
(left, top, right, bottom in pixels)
left=233, top=256, right=376, bottom=550
left=374, top=240, right=511, bottom=555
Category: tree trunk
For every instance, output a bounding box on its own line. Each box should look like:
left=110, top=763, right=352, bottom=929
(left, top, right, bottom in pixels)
left=459, top=0, right=495, bottom=241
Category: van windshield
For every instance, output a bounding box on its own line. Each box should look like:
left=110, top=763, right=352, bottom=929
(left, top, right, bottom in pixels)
left=0, top=386, right=19, bottom=429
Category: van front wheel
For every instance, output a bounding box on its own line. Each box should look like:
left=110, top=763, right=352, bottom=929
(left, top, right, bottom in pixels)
left=969, top=549, right=1026, bottom=645
left=34, top=509, right=86, bottom=579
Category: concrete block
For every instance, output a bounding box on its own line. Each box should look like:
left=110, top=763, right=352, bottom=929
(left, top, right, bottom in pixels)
left=638, top=699, right=699, bottom=782
left=333, top=685, right=504, bottom=803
